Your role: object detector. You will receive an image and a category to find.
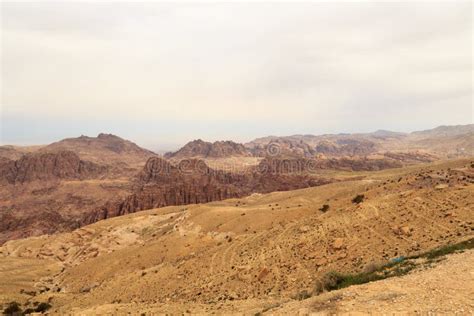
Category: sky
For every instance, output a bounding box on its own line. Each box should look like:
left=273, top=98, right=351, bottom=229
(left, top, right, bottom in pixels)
left=1, top=1, right=472, bottom=151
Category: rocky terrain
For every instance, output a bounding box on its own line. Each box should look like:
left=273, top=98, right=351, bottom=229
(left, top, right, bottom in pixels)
left=0, top=125, right=473, bottom=314
left=247, top=124, right=474, bottom=159
left=0, top=151, right=130, bottom=244
left=0, top=151, right=107, bottom=184
left=0, top=125, right=471, bottom=246
left=0, top=158, right=472, bottom=314
left=164, top=139, right=251, bottom=159
left=83, top=157, right=334, bottom=225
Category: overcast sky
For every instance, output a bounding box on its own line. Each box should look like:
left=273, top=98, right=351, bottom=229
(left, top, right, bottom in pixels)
left=1, top=1, right=472, bottom=150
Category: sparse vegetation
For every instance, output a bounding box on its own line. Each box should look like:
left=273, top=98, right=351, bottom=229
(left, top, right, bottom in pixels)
left=409, top=238, right=474, bottom=260
left=34, top=302, right=52, bottom=313
left=3, top=302, right=21, bottom=315
left=352, top=194, right=365, bottom=204
left=292, top=290, right=312, bottom=301
left=312, top=238, right=474, bottom=296
left=319, top=204, right=330, bottom=212
left=3, top=301, right=52, bottom=315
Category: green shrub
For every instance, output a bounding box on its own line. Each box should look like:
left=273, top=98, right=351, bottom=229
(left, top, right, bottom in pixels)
left=410, top=238, right=474, bottom=260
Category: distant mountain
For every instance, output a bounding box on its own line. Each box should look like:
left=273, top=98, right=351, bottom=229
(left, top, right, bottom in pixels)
left=410, top=124, right=474, bottom=137
left=404, top=124, right=474, bottom=157
left=246, top=124, right=474, bottom=159
left=164, top=139, right=251, bottom=159
left=43, top=133, right=156, bottom=167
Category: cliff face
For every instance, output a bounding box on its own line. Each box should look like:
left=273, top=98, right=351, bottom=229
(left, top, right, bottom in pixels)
left=314, top=139, right=378, bottom=157
left=83, top=157, right=331, bottom=224
left=0, top=151, right=107, bottom=184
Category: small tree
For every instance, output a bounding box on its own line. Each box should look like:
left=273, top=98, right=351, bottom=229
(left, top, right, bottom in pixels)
left=352, top=194, right=365, bottom=204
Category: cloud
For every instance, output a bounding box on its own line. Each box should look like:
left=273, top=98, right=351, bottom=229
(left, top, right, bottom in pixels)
left=1, top=2, right=472, bottom=146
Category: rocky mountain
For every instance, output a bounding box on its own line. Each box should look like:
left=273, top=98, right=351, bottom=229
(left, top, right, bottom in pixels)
left=0, top=151, right=131, bottom=244
left=83, top=157, right=331, bottom=224
left=43, top=133, right=156, bottom=167
left=314, top=139, right=378, bottom=157
left=246, top=124, right=474, bottom=159
left=0, top=150, right=107, bottom=184
left=164, top=139, right=251, bottom=159
left=248, top=138, right=316, bottom=158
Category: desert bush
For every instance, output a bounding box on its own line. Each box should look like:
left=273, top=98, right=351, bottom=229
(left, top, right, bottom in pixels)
left=352, top=194, right=365, bottom=204
left=35, top=302, right=52, bottom=313
left=3, top=302, right=21, bottom=315
left=319, top=204, right=330, bottom=212
left=363, top=261, right=385, bottom=274
left=292, top=289, right=312, bottom=301
left=313, top=271, right=343, bottom=294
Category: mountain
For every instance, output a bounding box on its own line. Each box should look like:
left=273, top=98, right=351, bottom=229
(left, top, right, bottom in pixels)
left=246, top=124, right=474, bottom=159
left=410, top=124, right=474, bottom=137
left=43, top=133, right=156, bottom=167
left=164, top=139, right=251, bottom=159
left=402, top=125, right=474, bottom=157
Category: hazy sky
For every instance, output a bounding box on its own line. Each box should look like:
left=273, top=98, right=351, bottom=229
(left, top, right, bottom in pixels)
left=1, top=1, right=472, bottom=150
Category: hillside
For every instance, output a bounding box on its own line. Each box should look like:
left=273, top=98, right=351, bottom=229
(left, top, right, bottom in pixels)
left=0, top=158, right=472, bottom=314
left=269, top=248, right=474, bottom=314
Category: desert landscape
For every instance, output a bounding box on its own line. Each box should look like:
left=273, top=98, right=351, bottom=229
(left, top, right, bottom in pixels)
left=1, top=1, right=473, bottom=315
left=0, top=125, right=473, bottom=314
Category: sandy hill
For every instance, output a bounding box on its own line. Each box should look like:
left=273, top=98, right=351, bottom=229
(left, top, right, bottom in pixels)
left=0, top=158, right=472, bottom=314
left=43, top=133, right=156, bottom=168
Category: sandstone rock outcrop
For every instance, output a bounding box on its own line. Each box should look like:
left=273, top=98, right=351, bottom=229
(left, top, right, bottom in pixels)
left=83, top=157, right=332, bottom=224
left=315, top=139, right=377, bottom=157
left=0, top=151, right=107, bottom=184
left=165, top=140, right=251, bottom=159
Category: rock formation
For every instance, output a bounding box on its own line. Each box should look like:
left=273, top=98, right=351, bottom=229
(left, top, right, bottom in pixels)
left=0, top=150, right=107, bottom=184
left=165, top=140, right=251, bottom=159
left=83, top=157, right=332, bottom=224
